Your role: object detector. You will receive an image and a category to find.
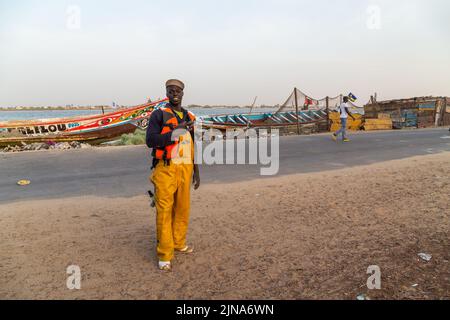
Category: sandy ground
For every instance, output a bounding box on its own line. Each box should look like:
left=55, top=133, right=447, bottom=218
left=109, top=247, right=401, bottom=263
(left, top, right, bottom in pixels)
left=0, top=152, right=449, bottom=300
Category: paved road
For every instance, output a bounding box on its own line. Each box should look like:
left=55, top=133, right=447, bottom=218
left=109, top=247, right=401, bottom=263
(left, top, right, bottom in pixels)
left=1, top=128, right=449, bottom=204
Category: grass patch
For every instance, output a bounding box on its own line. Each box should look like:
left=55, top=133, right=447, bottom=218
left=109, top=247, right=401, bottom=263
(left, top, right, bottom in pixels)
left=119, top=129, right=146, bottom=145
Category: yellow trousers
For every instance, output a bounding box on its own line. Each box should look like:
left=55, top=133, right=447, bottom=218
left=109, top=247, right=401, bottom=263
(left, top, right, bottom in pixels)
left=150, top=161, right=193, bottom=262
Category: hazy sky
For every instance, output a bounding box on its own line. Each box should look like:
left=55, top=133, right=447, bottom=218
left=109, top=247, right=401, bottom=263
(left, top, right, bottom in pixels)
left=0, top=0, right=449, bottom=107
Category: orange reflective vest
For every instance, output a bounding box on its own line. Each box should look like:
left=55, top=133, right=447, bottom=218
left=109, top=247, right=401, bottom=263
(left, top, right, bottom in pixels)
left=154, top=107, right=196, bottom=161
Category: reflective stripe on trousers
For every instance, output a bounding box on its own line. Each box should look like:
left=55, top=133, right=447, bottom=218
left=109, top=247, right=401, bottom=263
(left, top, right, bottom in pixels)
left=150, top=161, right=194, bottom=262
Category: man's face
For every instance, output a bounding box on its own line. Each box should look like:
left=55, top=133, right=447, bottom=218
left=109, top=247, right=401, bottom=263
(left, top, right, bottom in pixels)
left=166, top=86, right=184, bottom=106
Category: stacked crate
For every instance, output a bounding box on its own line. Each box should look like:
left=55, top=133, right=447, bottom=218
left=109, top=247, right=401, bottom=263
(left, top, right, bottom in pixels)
left=329, top=112, right=363, bottom=131
left=364, top=97, right=449, bottom=129
left=444, top=98, right=450, bottom=126
left=364, top=114, right=393, bottom=131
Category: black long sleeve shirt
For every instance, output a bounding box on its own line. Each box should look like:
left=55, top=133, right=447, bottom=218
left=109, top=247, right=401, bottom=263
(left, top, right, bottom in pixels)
left=146, top=107, right=195, bottom=150
left=146, top=109, right=174, bottom=149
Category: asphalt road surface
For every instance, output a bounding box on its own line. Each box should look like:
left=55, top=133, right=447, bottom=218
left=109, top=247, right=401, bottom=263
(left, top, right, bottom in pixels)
left=1, top=128, right=449, bottom=204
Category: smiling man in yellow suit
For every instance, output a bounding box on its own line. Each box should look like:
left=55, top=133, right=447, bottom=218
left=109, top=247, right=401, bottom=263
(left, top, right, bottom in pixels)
left=146, top=79, right=201, bottom=272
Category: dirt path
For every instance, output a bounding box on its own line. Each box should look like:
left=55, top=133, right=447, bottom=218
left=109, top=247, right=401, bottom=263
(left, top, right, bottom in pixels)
left=1, top=153, right=449, bottom=300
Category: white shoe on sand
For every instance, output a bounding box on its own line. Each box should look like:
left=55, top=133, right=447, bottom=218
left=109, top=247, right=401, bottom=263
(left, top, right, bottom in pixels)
left=176, top=246, right=194, bottom=254
left=158, top=261, right=172, bottom=272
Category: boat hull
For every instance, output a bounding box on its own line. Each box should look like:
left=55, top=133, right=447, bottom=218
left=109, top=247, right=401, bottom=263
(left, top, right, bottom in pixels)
left=0, top=123, right=138, bottom=147
left=198, top=110, right=329, bottom=132
left=0, top=99, right=168, bottom=146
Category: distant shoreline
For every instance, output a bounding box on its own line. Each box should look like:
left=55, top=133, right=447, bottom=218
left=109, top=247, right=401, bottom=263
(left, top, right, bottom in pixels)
left=0, top=107, right=113, bottom=112
left=0, top=106, right=277, bottom=111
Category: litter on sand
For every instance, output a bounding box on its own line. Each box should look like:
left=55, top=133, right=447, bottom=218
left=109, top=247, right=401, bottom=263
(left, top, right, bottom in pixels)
left=418, top=253, right=432, bottom=262
left=17, top=180, right=31, bottom=186
left=356, top=294, right=370, bottom=301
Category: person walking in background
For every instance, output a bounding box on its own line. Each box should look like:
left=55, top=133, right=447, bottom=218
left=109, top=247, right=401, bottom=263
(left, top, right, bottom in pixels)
left=332, top=96, right=356, bottom=142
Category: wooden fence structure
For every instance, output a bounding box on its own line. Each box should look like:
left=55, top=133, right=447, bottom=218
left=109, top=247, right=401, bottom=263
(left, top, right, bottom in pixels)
left=364, top=96, right=450, bottom=129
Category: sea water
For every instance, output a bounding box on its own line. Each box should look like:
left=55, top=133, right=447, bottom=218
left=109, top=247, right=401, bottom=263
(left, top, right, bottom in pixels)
left=0, top=107, right=277, bottom=122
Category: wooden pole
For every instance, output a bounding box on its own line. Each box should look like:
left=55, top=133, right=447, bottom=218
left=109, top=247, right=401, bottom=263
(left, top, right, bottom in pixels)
left=294, top=88, right=300, bottom=135
left=326, top=96, right=330, bottom=131
left=249, top=96, right=258, bottom=114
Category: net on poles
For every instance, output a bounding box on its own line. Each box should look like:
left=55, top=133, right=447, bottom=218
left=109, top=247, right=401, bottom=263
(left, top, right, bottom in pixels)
left=276, top=88, right=365, bottom=114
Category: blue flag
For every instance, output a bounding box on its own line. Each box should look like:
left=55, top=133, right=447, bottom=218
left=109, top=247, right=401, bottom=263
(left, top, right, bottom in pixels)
left=348, top=93, right=357, bottom=102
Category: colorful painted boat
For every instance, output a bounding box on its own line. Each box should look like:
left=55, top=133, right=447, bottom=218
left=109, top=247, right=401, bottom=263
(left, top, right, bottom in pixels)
left=198, top=109, right=329, bottom=131
left=0, top=99, right=168, bottom=146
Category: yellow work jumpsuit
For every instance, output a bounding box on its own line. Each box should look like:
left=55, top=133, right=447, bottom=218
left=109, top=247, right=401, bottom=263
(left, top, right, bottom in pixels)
left=150, top=131, right=194, bottom=262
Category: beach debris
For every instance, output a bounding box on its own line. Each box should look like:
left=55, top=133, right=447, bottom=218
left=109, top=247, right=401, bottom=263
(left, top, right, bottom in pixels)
left=80, top=143, right=93, bottom=149
left=356, top=294, right=370, bottom=301
left=2, top=145, right=22, bottom=152
left=1, top=141, right=92, bottom=153
left=418, top=253, right=432, bottom=262
left=17, top=180, right=31, bottom=186
left=412, top=284, right=419, bottom=287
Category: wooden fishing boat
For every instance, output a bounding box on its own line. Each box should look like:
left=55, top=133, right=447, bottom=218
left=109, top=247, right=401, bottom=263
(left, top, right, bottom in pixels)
left=198, top=109, right=329, bottom=131
left=0, top=99, right=169, bottom=146
left=197, top=88, right=363, bottom=133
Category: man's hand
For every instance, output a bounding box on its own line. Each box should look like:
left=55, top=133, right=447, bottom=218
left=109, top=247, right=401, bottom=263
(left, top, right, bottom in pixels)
left=177, top=121, right=194, bottom=131
left=345, top=107, right=356, bottom=121
left=172, top=121, right=194, bottom=141
left=193, top=165, right=200, bottom=190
